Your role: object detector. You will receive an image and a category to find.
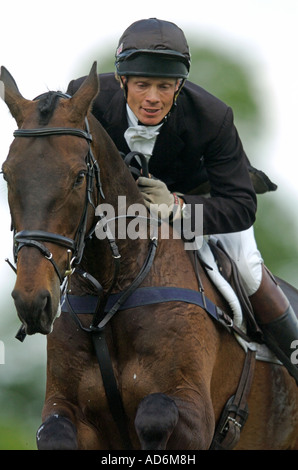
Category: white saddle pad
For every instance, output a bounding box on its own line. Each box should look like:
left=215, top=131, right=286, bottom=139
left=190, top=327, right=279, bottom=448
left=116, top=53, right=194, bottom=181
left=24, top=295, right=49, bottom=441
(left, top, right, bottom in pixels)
left=197, top=239, right=281, bottom=365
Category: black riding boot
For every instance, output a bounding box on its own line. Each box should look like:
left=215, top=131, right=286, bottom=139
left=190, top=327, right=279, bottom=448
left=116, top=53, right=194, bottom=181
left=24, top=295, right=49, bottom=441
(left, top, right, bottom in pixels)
left=259, top=305, right=298, bottom=384
left=250, top=266, right=298, bottom=385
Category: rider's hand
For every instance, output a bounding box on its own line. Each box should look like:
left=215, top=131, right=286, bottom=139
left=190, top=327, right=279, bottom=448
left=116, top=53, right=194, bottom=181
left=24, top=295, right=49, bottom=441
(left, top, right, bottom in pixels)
left=137, top=176, right=183, bottom=220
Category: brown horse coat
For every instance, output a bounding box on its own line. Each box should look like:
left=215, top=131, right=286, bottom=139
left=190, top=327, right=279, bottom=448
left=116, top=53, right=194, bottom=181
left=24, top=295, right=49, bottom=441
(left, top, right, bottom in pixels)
left=1, top=63, right=297, bottom=450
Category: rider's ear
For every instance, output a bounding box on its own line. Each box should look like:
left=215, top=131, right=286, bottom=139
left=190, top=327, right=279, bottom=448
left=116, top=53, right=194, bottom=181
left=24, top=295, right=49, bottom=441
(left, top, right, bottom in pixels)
left=0, top=66, right=32, bottom=127
left=69, top=61, right=99, bottom=123
left=120, top=76, right=127, bottom=88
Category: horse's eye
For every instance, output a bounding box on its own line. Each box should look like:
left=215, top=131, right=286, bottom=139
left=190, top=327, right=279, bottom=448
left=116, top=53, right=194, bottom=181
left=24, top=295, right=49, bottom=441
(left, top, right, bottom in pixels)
left=74, top=171, right=86, bottom=187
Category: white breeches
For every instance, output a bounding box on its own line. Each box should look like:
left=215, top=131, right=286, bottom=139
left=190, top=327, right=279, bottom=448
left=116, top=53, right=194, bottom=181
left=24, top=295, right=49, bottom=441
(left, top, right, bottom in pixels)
left=201, top=226, right=263, bottom=297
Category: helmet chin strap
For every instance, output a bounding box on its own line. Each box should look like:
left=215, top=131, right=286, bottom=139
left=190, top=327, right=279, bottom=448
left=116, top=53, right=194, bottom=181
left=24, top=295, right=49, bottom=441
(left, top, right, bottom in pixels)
left=170, top=78, right=186, bottom=113
left=174, top=78, right=186, bottom=101
left=119, top=75, right=128, bottom=100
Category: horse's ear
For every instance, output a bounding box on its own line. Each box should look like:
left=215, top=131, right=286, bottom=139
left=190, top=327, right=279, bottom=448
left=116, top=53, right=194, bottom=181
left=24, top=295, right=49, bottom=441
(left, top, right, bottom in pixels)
left=0, top=66, right=30, bottom=127
left=69, top=61, right=99, bottom=122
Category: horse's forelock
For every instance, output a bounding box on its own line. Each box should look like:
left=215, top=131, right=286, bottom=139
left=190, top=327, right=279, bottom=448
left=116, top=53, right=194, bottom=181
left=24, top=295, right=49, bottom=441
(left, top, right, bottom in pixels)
left=37, top=92, right=62, bottom=125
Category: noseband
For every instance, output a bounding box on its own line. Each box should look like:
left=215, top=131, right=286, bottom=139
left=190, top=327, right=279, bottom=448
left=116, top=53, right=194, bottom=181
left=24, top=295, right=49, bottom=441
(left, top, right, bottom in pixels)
left=10, top=91, right=159, bottom=351
left=12, top=93, right=103, bottom=285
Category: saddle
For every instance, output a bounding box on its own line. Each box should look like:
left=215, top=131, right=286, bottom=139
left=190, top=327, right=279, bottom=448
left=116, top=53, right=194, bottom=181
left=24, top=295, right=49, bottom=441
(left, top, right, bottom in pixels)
left=203, top=238, right=298, bottom=449
left=206, top=237, right=298, bottom=326
left=199, top=237, right=263, bottom=342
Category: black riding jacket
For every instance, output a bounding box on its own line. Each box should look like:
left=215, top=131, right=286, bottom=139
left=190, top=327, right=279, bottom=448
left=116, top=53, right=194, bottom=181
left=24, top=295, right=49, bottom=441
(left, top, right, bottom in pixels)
left=67, top=73, right=276, bottom=235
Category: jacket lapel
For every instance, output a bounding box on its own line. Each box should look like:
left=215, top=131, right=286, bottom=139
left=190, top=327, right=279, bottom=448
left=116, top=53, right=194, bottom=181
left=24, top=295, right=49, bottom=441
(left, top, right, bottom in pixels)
left=149, top=106, right=187, bottom=182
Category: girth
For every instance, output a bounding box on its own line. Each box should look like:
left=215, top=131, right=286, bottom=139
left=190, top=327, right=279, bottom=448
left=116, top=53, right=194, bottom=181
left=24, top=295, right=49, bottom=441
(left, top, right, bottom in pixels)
left=9, top=112, right=256, bottom=449
left=62, top=283, right=256, bottom=450
left=62, top=286, right=236, bottom=332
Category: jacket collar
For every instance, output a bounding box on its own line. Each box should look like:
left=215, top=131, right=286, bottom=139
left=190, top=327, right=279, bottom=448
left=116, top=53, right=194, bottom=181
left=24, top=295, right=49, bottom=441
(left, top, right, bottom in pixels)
left=102, top=89, right=131, bottom=155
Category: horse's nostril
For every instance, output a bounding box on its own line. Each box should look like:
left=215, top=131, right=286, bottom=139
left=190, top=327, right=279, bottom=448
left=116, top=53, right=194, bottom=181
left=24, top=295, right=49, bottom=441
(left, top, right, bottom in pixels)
left=12, top=288, right=50, bottom=308
left=38, top=290, right=50, bottom=310
left=11, top=288, right=20, bottom=301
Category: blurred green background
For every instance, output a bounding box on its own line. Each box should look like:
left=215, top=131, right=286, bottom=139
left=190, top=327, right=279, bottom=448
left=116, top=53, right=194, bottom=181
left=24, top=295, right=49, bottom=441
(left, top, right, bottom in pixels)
left=0, top=37, right=297, bottom=450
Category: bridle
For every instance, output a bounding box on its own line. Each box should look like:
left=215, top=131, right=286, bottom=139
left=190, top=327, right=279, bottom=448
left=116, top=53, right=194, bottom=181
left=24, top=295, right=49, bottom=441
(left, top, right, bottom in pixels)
left=12, top=93, right=104, bottom=286
left=9, top=92, right=159, bottom=449
left=5, top=92, right=258, bottom=451
left=9, top=92, right=158, bottom=333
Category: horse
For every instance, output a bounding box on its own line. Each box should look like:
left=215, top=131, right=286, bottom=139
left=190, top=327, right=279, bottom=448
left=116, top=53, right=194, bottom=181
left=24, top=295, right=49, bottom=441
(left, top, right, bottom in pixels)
left=1, top=62, right=297, bottom=450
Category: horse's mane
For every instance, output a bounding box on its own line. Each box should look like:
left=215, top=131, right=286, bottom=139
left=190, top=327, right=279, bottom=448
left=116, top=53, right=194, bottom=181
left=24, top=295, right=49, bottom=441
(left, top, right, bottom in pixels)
left=36, top=91, right=62, bottom=125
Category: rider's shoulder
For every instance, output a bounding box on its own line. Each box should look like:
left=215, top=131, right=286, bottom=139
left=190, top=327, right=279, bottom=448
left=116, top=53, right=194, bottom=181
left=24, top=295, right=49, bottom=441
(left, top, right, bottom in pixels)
left=181, top=80, right=228, bottom=111
left=98, top=72, right=120, bottom=91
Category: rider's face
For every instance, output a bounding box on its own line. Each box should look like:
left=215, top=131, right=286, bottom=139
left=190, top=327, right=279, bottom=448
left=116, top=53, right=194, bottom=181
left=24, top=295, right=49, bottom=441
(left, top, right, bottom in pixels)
left=123, top=76, right=180, bottom=125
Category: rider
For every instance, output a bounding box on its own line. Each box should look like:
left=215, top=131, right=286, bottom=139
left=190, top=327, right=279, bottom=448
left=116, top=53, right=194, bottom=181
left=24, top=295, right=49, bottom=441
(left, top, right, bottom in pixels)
left=67, top=18, right=298, bottom=383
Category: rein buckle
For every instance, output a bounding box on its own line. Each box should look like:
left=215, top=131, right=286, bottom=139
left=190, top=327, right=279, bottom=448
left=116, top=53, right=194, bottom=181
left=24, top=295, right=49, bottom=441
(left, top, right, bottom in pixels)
left=64, top=250, right=75, bottom=293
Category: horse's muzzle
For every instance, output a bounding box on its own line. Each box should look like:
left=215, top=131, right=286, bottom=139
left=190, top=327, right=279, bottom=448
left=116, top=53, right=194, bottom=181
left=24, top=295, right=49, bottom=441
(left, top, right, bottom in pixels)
left=12, top=288, right=57, bottom=335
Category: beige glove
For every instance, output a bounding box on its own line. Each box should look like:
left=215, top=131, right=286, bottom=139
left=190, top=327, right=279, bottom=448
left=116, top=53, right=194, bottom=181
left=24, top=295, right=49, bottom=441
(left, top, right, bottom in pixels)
left=137, top=176, right=182, bottom=220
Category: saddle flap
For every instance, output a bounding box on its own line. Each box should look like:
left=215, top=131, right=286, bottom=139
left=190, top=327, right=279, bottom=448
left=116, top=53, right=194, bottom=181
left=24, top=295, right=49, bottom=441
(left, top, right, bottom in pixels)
left=208, top=238, right=263, bottom=341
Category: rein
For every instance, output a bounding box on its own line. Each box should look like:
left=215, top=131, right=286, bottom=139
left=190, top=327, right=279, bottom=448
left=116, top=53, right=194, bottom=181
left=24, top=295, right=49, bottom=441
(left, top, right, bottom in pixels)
left=8, top=92, right=254, bottom=450
left=9, top=97, right=158, bottom=449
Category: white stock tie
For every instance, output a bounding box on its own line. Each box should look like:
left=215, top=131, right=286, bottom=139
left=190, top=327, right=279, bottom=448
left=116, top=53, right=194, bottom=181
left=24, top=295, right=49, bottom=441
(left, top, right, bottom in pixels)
left=124, top=105, right=163, bottom=160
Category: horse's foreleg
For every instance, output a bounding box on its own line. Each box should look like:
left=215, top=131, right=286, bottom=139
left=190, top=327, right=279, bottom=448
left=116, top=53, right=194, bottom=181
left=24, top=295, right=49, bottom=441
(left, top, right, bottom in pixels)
left=36, top=409, right=105, bottom=450
left=36, top=414, right=78, bottom=450
left=135, top=393, right=179, bottom=450
left=136, top=388, right=216, bottom=450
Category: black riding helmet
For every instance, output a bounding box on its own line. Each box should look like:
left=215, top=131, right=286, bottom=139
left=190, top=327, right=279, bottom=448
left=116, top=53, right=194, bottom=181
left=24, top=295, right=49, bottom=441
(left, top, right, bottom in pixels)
left=115, top=18, right=191, bottom=79
left=115, top=18, right=191, bottom=107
